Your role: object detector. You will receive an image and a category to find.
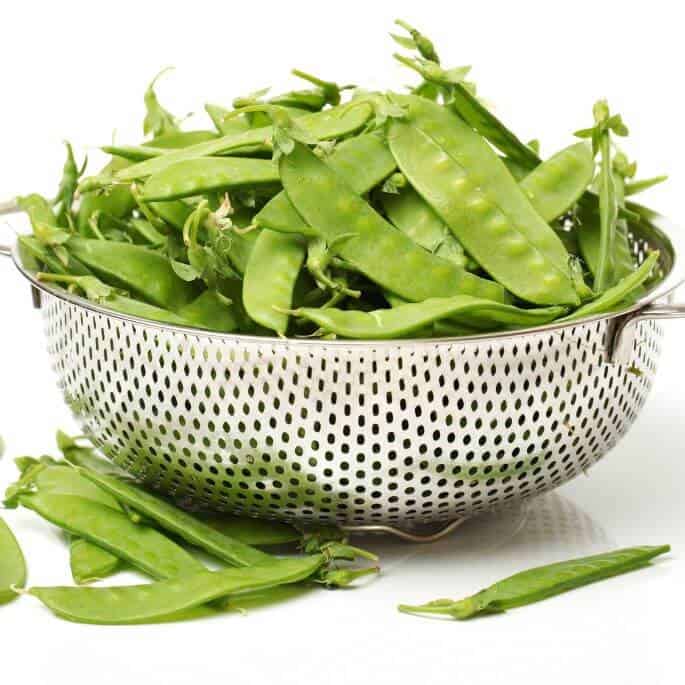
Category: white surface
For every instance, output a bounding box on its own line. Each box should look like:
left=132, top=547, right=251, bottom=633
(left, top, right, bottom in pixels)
left=1, top=1, right=683, bottom=683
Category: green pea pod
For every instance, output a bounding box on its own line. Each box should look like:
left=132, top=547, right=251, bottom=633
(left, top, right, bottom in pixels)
left=70, top=537, right=122, bottom=585
left=141, top=157, right=280, bottom=202
left=77, top=157, right=136, bottom=235
left=66, top=237, right=199, bottom=310
left=399, top=545, right=670, bottom=620
left=559, top=251, right=658, bottom=322
left=292, top=296, right=565, bottom=339
left=29, top=554, right=325, bottom=625
left=97, top=102, right=373, bottom=184
left=17, top=235, right=91, bottom=276
left=201, top=516, right=300, bottom=546
left=380, top=186, right=468, bottom=269
left=177, top=290, right=237, bottom=332
left=20, top=492, right=205, bottom=580
left=388, top=95, right=579, bottom=306
left=255, top=133, right=396, bottom=236
left=0, top=516, right=26, bottom=604
left=149, top=200, right=194, bottom=232
left=78, top=468, right=275, bottom=568
left=145, top=130, right=219, bottom=149
left=280, top=142, right=507, bottom=304
left=518, top=142, right=595, bottom=222
left=243, top=230, right=307, bottom=334
left=205, top=104, right=252, bottom=136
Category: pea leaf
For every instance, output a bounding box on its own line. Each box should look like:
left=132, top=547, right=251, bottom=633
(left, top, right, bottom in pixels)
left=33, top=221, right=71, bottom=247
left=143, top=68, right=181, bottom=138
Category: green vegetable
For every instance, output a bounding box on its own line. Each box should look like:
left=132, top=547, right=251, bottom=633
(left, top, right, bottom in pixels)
left=399, top=545, right=670, bottom=619
left=0, top=516, right=26, bottom=605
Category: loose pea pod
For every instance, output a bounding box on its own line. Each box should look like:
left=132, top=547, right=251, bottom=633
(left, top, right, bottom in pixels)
left=28, top=554, right=325, bottom=625
left=70, top=537, right=122, bottom=585
left=92, top=102, right=373, bottom=185
left=78, top=468, right=275, bottom=567
left=0, top=516, right=26, bottom=605
left=559, top=251, right=658, bottom=322
left=243, top=230, right=306, bottom=334
left=65, top=237, right=199, bottom=310
left=279, top=142, right=507, bottom=304
left=399, top=545, right=670, bottom=620
left=292, top=296, right=566, bottom=339
left=518, top=142, right=595, bottom=222
left=19, top=493, right=206, bottom=580
left=255, top=132, right=397, bottom=236
left=140, top=157, right=279, bottom=202
left=388, top=95, right=580, bottom=306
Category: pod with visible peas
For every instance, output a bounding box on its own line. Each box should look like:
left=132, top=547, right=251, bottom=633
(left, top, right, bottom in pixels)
left=388, top=95, right=579, bottom=306
left=0, top=516, right=26, bottom=605
left=29, top=554, right=325, bottom=625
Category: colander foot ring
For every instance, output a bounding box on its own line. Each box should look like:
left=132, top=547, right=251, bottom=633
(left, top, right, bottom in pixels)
left=340, top=516, right=468, bottom=543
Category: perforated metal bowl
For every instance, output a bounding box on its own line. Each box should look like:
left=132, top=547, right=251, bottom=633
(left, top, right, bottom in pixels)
left=2, top=202, right=684, bottom=540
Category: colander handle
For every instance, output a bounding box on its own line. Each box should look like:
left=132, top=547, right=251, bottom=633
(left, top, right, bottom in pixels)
left=611, top=302, right=685, bottom=364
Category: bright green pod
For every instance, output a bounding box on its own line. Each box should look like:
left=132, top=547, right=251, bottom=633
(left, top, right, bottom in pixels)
left=141, top=157, right=279, bottom=202
left=66, top=237, right=199, bottom=310
left=70, top=537, right=122, bottom=585
left=178, top=290, right=238, bottom=332
left=0, top=516, right=26, bottom=605
left=280, top=142, right=507, bottom=304
left=388, top=95, right=580, bottom=306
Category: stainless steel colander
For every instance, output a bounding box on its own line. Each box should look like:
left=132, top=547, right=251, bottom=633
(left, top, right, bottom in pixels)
left=2, top=202, right=684, bottom=540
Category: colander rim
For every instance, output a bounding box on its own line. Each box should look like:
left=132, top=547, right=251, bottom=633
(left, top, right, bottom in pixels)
left=10, top=202, right=684, bottom=348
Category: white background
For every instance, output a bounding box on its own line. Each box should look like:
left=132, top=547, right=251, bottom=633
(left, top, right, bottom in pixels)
left=0, top=1, right=683, bottom=683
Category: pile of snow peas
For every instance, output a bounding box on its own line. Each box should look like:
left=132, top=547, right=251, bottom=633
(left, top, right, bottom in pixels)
left=16, top=20, right=667, bottom=339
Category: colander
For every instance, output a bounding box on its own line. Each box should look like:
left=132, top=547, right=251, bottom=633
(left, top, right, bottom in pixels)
left=2, top=201, right=684, bottom=541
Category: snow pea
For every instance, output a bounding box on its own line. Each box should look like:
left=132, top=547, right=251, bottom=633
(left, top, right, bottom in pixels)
left=399, top=545, right=669, bottom=620
left=388, top=95, right=579, bottom=306
left=255, top=133, right=396, bottom=237
left=20, top=493, right=205, bottom=580
left=77, top=157, right=136, bottom=235
left=243, top=231, right=306, bottom=334
left=29, top=554, right=325, bottom=625
left=78, top=468, right=274, bottom=567
left=202, top=516, right=300, bottom=546
left=178, top=289, right=237, bottom=332
left=146, top=130, right=219, bottom=148
left=148, top=199, right=193, bottom=232
left=0, top=516, right=26, bottom=605
left=279, top=142, right=507, bottom=304
left=292, top=296, right=565, bottom=339
left=65, top=237, right=199, bottom=310
left=96, top=102, right=373, bottom=185
left=17, top=235, right=91, bottom=276
left=141, top=157, right=279, bottom=202
left=205, top=104, right=252, bottom=135
left=380, top=185, right=468, bottom=269
left=518, top=142, right=595, bottom=222
left=70, top=537, right=121, bottom=585
left=559, top=251, right=658, bottom=322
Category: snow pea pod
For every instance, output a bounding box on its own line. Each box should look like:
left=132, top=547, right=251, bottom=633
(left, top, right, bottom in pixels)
left=292, top=296, right=565, bottom=339
left=29, top=554, right=324, bottom=625
left=100, top=102, right=373, bottom=184
left=141, top=157, right=279, bottom=202
left=518, top=142, right=595, bottom=222
left=70, top=537, right=121, bottom=585
left=202, top=516, right=300, bottom=546
left=388, top=95, right=579, bottom=306
left=65, top=237, right=199, bottom=310
left=255, top=133, right=396, bottom=237
left=205, top=104, right=252, bottom=135
left=399, top=545, right=669, bottom=620
left=149, top=200, right=193, bottom=232
left=0, top=516, right=26, bottom=604
left=78, top=469, right=274, bottom=567
left=177, top=290, right=238, bottom=332
left=145, top=130, right=219, bottom=148
left=380, top=185, right=468, bottom=269
left=17, top=235, right=91, bottom=276
left=559, top=251, right=658, bottom=322
left=279, top=142, right=507, bottom=304
left=243, top=230, right=307, bottom=334
left=20, top=493, right=205, bottom=580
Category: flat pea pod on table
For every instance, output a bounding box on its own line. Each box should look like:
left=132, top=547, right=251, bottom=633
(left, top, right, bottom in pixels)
left=28, top=554, right=325, bottom=625
left=0, top=516, right=26, bottom=605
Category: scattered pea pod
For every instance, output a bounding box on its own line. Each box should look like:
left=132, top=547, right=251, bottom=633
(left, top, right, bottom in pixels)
left=399, top=545, right=670, bottom=620
left=0, top=516, right=26, bottom=605
left=28, top=554, right=325, bottom=625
